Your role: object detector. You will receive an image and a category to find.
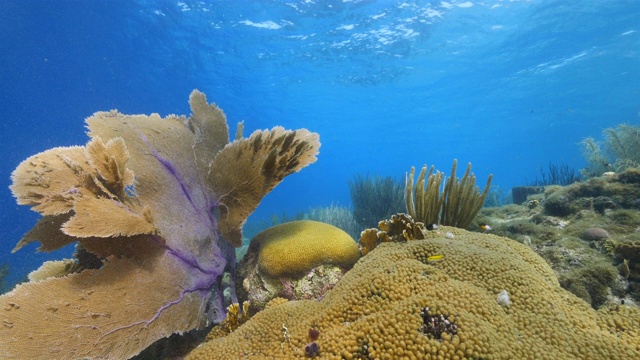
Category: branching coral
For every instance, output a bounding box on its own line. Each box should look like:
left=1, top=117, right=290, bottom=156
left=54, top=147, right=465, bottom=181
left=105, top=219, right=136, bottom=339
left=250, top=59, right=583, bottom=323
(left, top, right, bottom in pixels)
left=0, top=90, right=320, bottom=359
left=405, top=159, right=492, bottom=228
left=358, top=213, right=426, bottom=255
left=205, top=301, right=251, bottom=341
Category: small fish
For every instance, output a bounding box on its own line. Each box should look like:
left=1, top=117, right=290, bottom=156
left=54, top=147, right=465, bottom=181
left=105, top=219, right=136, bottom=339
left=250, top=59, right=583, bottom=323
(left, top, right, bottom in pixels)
left=480, top=224, right=493, bottom=232
left=426, top=224, right=439, bottom=231
left=427, top=254, right=443, bottom=262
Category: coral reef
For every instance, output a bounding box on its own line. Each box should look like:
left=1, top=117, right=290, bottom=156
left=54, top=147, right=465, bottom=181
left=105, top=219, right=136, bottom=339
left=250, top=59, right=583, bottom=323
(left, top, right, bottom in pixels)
left=542, top=168, right=640, bottom=217
left=511, top=186, right=544, bottom=205
left=348, top=173, right=404, bottom=229
left=239, top=264, right=346, bottom=314
left=237, top=220, right=359, bottom=311
left=186, top=226, right=640, bottom=359
left=265, top=297, right=289, bottom=309
left=610, top=240, right=640, bottom=300
left=304, top=341, right=321, bottom=357
left=0, top=91, right=320, bottom=359
left=406, top=159, right=492, bottom=228
left=419, top=307, right=459, bottom=340
left=476, top=167, right=640, bottom=307
left=559, top=261, right=623, bottom=308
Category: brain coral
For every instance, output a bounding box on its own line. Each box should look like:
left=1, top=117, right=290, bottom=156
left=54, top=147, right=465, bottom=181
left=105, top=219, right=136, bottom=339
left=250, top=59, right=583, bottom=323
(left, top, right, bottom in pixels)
left=188, top=227, right=640, bottom=360
left=250, top=220, right=360, bottom=277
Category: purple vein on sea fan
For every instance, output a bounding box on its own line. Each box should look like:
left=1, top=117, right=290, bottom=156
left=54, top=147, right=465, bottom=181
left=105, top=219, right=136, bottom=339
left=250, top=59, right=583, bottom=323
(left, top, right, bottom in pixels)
left=135, top=128, right=235, bottom=323
left=0, top=90, right=320, bottom=359
left=137, top=129, right=197, bottom=209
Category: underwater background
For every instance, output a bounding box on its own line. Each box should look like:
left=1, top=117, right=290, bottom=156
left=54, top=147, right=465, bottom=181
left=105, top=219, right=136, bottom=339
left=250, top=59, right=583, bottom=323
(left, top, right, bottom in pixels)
left=0, top=0, right=638, bottom=290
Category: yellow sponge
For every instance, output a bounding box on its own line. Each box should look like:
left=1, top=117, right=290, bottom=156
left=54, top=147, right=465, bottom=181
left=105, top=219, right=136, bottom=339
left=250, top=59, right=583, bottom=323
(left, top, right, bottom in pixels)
left=251, top=220, right=360, bottom=277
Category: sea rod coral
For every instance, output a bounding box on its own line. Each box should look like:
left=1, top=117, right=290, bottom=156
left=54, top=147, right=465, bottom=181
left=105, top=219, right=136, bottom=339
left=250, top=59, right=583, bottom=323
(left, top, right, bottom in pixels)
left=0, top=90, right=320, bottom=359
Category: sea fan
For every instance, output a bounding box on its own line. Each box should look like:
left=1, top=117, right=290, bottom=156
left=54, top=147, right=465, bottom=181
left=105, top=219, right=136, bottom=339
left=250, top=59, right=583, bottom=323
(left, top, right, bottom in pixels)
left=0, top=90, right=320, bottom=359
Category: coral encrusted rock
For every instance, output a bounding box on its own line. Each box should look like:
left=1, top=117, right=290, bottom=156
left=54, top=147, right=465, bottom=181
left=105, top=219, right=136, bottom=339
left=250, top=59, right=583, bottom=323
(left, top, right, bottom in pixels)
left=237, top=220, right=360, bottom=311
left=188, top=227, right=640, bottom=360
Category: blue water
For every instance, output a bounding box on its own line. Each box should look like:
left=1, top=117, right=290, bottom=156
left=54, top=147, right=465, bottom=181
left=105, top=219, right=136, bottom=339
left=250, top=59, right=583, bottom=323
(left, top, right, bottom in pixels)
left=0, top=0, right=638, bottom=290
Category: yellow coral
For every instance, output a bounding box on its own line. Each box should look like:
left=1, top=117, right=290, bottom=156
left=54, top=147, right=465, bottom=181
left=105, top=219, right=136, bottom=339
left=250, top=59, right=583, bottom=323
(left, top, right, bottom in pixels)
left=358, top=228, right=379, bottom=256
left=187, top=226, right=640, bottom=360
left=206, top=301, right=251, bottom=341
left=265, top=297, right=289, bottom=309
left=358, top=213, right=426, bottom=255
left=251, top=220, right=360, bottom=277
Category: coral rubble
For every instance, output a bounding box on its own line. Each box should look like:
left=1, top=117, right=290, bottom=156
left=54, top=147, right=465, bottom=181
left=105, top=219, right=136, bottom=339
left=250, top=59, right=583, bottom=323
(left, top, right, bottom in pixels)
left=237, top=220, right=359, bottom=311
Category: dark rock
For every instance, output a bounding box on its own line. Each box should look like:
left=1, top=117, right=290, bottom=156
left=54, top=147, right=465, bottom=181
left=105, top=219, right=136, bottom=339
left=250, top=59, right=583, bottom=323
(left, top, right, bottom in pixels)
left=512, top=186, right=545, bottom=205
left=544, top=194, right=573, bottom=217
left=616, top=168, right=640, bottom=184
left=592, top=196, right=617, bottom=214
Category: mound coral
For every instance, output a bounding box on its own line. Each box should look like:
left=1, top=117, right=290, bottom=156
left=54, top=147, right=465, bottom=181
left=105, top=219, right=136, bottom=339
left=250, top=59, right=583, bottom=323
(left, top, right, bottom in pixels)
left=0, top=91, right=320, bottom=359
left=237, top=220, right=360, bottom=311
left=251, top=220, right=359, bottom=277
left=187, top=227, right=640, bottom=359
left=581, top=227, right=610, bottom=241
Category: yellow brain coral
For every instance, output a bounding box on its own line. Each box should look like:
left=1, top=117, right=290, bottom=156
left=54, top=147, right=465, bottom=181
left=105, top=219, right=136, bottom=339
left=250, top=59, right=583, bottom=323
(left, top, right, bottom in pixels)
left=252, top=220, right=360, bottom=277
left=188, top=227, right=640, bottom=360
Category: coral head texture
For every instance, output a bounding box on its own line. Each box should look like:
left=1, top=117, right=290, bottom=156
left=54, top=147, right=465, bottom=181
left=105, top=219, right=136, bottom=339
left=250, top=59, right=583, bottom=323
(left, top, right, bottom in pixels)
left=186, top=226, right=640, bottom=359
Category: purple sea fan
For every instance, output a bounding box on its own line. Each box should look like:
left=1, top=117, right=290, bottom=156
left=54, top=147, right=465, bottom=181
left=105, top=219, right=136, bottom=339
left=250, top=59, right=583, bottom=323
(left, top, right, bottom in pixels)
left=0, top=90, right=320, bottom=359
